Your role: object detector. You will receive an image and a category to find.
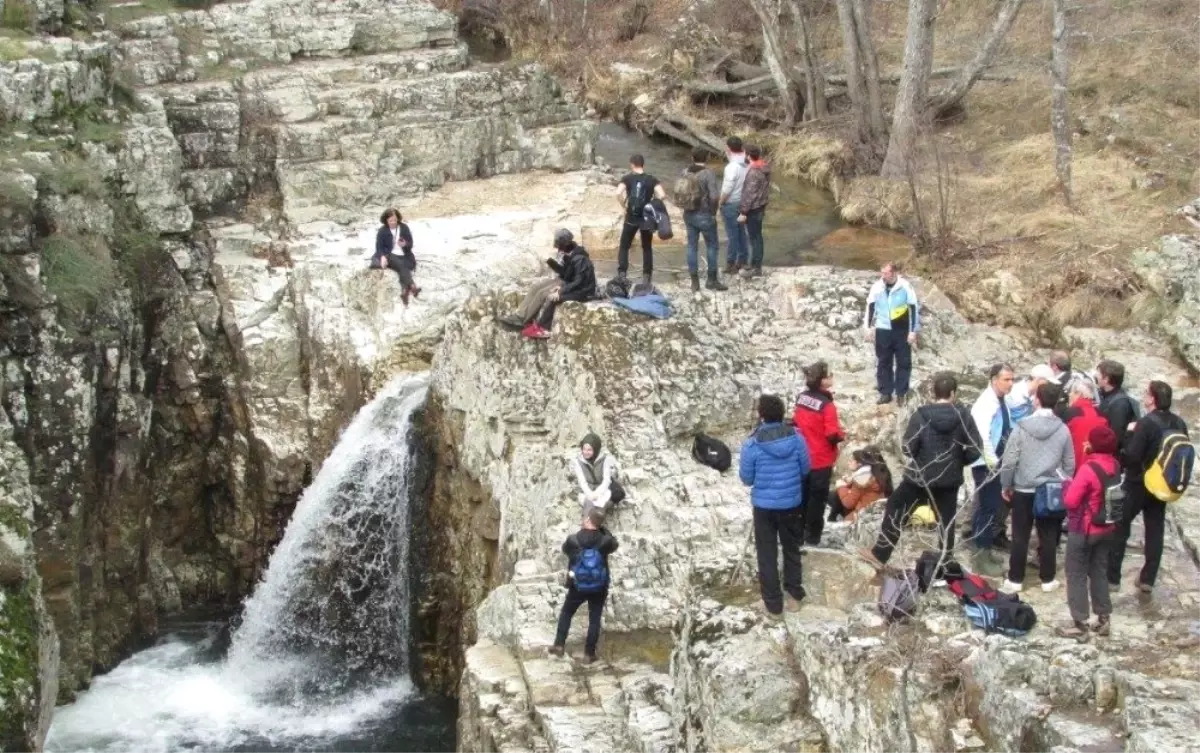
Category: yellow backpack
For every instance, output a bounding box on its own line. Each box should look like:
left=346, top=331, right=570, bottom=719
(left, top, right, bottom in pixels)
left=1144, top=429, right=1195, bottom=503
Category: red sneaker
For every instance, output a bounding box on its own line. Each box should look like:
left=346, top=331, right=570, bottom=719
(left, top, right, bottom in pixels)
left=521, top=324, right=550, bottom=339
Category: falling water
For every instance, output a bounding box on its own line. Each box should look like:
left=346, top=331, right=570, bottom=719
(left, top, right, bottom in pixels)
left=45, top=374, right=441, bottom=753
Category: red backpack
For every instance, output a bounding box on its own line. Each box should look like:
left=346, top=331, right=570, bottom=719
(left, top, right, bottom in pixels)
left=948, top=573, right=999, bottom=603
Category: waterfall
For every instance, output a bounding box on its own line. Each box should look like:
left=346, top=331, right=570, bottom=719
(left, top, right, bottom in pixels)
left=45, top=374, right=434, bottom=752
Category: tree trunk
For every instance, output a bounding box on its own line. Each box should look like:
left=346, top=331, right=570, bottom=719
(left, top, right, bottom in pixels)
left=928, top=0, right=1026, bottom=119
left=881, top=0, right=938, bottom=179
left=785, top=0, right=826, bottom=119
left=748, top=0, right=802, bottom=126
left=835, top=0, right=884, bottom=145
left=1051, top=0, right=1073, bottom=208
left=851, top=0, right=886, bottom=140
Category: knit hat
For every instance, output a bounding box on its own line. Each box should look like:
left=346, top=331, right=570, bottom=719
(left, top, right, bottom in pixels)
left=1088, top=425, right=1118, bottom=455
left=553, top=228, right=574, bottom=250
left=580, top=432, right=602, bottom=456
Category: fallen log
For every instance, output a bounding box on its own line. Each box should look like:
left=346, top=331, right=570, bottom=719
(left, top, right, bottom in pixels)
left=684, top=74, right=775, bottom=97
left=715, top=62, right=1012, bottom=87
left=651, top=112, right=728, bottom=155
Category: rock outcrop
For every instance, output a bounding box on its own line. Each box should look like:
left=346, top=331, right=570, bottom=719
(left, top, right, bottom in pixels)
left=425, top=268, right=1200, bottom=751
left=0, top=0, right=596, bottom=723
left=1131, top=233, right=1200, bottom=373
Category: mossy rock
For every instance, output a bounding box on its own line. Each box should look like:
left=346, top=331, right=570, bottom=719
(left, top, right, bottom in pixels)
left=0, top=581, right=39, bottom=752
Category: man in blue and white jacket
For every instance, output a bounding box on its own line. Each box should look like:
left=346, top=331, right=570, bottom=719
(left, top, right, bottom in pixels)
left=863, top=263, right=920, bottom=406
left=740, top=394, right=811, bottom=617
left=969, top=364, right=1016, bottom=567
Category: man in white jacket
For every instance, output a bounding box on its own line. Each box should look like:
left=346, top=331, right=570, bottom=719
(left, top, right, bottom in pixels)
left=718, top=136, right=750, bottom=275
left=968, top=364, right=1015, bottom=572
left=863, top=263, right=920, bottom=406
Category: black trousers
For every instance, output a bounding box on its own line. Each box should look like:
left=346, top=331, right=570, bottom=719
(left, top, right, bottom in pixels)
left=827, top=490, right=849, bottom=522
left=873, top=326, right=912, bottom=398
left=379, top=252, right=414, bottom=288
left=801, top=467, right=833, bottom=545
left=753, top=505, right=805, bottom=613
left=870, top=479, right=959, bottom=565
left=618, top=220, right=654, bottom=275
left=1106, top=481, right=1166, bottom=588
left=1007, top=491, right=1063, bottom=584
left=553, top=585, right=607, bottom=656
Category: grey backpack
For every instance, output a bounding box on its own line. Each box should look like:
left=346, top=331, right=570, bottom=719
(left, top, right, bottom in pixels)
left=879, top=569, right=920, bottom=622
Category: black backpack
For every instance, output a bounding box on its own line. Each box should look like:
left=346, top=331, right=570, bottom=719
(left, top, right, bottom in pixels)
left=692, top=433, right=731, bottom=472
left=1087, top=461, right=1125, bottom=527
left=605, top=277, right=631, bottom=300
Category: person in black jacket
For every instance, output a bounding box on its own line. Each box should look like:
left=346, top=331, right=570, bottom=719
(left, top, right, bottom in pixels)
left=550, top=508, right=619, bottom=663
left=1107, top=380, right=1189, bottom=593
left=1096, top=359, right=1140, bottom=451
left=521, top=229, right=597, bottom=340
left=860, top=372, right=983, bottom=569
left=372, top=208, right=419, bottom=305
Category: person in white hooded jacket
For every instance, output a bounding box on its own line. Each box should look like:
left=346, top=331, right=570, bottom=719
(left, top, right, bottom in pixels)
left=572, top=433, right=625, bottom=513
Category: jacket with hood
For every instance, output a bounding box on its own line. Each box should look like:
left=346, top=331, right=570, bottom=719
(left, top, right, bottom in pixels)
left=836, top=470, right=885, bottom=520
left=721, top=152, right=748, bottom=205
left=1064, top=398, right=1107, bottom=475
left=562, top=527, right=619, bottom=572
left=901, top=402, right=983, bottom=489
left=739, top=422, right=811, bottom=510
left=1098, top=387, right=1141, bottom=451
left=792, top=389, right=844, bottom=470
left=1063, top=453, right=1120, bottom=537
left=555, top=243, right=598, bottom=303
left=969, top=385, right=1014, bottom=469
left=738, top=160, right=771, bottom=214
left=1000, top=410, right=1076, bottom=492
left=573, top=433, right=616, bottom=496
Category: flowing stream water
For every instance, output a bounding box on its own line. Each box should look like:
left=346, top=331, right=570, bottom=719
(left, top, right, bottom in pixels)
left=44, top=374, right=452, bottom=753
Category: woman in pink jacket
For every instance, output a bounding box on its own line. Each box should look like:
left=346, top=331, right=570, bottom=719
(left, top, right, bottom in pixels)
left=1058, top=425, right=1120, bottom=639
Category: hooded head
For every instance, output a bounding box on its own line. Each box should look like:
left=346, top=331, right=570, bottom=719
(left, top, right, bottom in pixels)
left=1088, top=425, right=1118, bottom=456
left=553, top=228, right=575, bottom=251
left=580, top=432, right=602, bottom=461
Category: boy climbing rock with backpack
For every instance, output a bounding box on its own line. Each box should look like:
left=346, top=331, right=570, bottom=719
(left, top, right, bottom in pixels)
left=550, top=508, right=619, bottom=664
left=674, top=148, right=727, bottom=292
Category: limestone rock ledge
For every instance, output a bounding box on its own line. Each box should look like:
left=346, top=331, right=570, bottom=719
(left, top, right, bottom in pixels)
left=426, top=269, right=1200, bottom=751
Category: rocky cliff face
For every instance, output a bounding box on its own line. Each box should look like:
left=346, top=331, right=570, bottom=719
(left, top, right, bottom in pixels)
left=425, top=268, right=1200, bottom=752
left=0, top=0, right=595, bottom=741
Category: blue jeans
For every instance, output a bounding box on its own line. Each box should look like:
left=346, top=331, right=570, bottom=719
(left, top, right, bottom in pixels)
left=721, top=203, right=748, bottom=266
left=745, top=207, right=766, bottom=267
left=971, top=465, right=1004, bottom=550
left=684, top=211, right=719, bottom=275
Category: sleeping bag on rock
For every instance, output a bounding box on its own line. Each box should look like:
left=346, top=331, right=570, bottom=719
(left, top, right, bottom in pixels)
left=612, top=293, right=671, bottom=319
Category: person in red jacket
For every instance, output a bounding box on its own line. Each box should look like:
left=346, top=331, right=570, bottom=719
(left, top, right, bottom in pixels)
left=792, top=361, right=844, bottom=545
left=1058, top=425, right=1120, bottom=639
left=1064, top=379, right=1107, bottom=472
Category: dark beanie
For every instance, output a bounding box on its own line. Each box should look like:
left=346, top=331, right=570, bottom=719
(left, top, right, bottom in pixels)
left=1088, top=425, right=1118, bottom=455
left=581, top=433, right=602, bottom=456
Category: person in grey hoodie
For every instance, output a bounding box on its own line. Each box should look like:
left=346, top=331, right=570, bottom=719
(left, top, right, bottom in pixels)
left=1000, top=382, right=1076, bottom=592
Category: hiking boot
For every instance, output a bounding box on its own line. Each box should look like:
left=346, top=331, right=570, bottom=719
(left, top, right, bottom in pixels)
left=581, top=653, right=598, bottom=665
left=690, top=273, right=701, bottom=292
left=1136, top=581, right=1154, bottom=594
left=705, top=274, right=728, bottom=291
left=740, top=265, right=763, bottom=278
left=896, top=392, right=910, bottom=407
left=856, top=547, right=886, bottom=571
left=972, top=549, right=1005, bottom=578
left=548, top=645, right=564, bottom=657
left=1056, top=621, right=1089, bottom=640
left=757, top=602, right=784, bottom=620
left=784, top=591, right=805, bottom=613
left=876, top=394, right=893, bottom=405
left=1093, top=616, right=1111, bottom=637
left=725, top=262, right=741, bottom=276
left=1001, top=579, right=1023, bottom=593
left=991, top=534, right=1012, bottom=552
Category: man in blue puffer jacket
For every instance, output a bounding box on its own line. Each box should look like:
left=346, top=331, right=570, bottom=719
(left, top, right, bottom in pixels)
left=740, top=394, right=812, bottom=617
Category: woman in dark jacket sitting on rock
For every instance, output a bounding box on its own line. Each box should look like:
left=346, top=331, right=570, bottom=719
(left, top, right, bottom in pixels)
left=372, top=208, right=420, bottom=305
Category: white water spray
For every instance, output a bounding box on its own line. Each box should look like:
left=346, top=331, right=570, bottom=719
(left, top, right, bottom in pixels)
left=45, top=374, right=431, bottom=753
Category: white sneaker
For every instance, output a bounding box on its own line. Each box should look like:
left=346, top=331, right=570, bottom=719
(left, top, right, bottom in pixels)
left=1041, top=580, right=1061, bottom=593
left=1002, top=579, right=1023, bottom=593
left=931, top=579, right=948, bottom=589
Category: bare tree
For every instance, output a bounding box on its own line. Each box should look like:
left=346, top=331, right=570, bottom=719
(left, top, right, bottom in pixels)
left=835, top=0, right=885, bottom=146
left=785, top=0, right=827, bottom=120
left=748, top=0, right=802, bottom=126
left=928, top=0, right=1027, bottom=119
left=881, top=0, right=938, bottom=179
left=1050, top=0, right=1074, bottom=208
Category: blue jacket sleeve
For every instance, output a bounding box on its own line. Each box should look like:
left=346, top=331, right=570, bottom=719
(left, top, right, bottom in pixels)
left=739, top=438, right=757, bottom=487
left=374, top=226, right=391, bottom=260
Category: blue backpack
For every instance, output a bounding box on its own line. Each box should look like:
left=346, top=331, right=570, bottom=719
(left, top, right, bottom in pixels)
left=573, top=548, right=609, bottom=593
left=963, top=596, right=1037, bottom=637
